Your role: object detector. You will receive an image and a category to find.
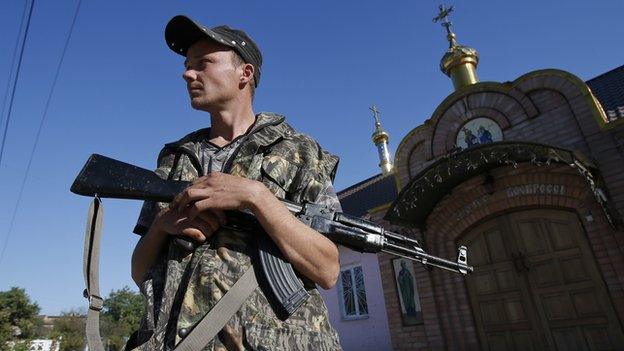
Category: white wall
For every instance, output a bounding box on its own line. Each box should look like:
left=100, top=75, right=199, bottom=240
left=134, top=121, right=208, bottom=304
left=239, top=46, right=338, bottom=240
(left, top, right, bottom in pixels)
left=320, top=247, right=393, bottom=351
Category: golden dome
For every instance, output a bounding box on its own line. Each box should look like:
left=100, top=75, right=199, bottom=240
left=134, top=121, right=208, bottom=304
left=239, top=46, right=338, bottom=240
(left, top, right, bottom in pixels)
left=372, top=128, right=389, bottom=144
left=440, top=43, right=479, bottom=77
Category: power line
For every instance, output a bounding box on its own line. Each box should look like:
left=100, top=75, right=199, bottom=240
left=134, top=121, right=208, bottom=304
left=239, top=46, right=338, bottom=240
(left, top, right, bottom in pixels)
left=0, top=0, right=84, bottom=265
left=0, top=0, right=36, bottom=168
left=0, top=0, right=31, bottom=141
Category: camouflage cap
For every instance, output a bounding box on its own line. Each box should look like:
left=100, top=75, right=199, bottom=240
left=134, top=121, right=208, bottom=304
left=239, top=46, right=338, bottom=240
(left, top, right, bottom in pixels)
left=165, top=15, right=262, bottom=87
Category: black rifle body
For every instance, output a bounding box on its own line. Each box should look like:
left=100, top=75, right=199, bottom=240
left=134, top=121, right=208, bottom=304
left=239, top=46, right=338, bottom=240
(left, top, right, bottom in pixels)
left=71, top=154, right=473, bottom=319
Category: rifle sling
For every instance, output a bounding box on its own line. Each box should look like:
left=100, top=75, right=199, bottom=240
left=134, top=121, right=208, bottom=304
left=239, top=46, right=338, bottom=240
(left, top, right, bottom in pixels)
left=83, top=197, right=105, bottom=351
left=173, top=267, right=258, bottom=350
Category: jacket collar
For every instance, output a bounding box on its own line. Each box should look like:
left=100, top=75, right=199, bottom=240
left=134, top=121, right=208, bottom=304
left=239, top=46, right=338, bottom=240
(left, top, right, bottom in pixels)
left=161, top=112, right=287, bottom=173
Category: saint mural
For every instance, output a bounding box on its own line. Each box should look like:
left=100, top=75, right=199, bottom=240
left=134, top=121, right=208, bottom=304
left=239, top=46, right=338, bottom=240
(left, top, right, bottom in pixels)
left=393, top=258, right=423, bottom=325
left=478, top=125, right=493, bottom=143
left=398, top=261, right=417, bottom=315
left=456, top=117, right=502, bottom=150
left=462, top=127, right=478, bottom=147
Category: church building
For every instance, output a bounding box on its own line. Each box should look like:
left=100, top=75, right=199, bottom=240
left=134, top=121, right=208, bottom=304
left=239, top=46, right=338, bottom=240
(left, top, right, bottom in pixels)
left=322, top=7, right=624, bottom=350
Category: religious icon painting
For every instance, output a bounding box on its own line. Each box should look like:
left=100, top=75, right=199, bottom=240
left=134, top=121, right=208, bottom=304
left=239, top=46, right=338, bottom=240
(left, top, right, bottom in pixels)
left=455, top=117, right=503, bottom=150
left=392, top=258, right=423, bottom=326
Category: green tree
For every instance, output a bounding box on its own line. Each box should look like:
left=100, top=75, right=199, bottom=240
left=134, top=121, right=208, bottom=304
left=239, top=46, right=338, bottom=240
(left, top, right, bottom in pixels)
left=51, top=310, right=85, bottom=351
left=100, top=287, right=144, bottom=351
left=0, top=287, right=41, bottom=351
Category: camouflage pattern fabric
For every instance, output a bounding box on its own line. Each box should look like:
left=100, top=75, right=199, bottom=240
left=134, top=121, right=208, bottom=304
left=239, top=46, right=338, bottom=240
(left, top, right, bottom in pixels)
left=130, top=112, right=342, bottom=351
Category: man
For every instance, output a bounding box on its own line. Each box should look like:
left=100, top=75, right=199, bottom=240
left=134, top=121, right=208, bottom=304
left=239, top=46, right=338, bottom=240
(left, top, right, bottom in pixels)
left=128, top=15, right=343, bottom=351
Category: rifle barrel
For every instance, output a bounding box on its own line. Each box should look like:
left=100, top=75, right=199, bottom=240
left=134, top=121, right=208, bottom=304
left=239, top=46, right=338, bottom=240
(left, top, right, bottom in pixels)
left=382, top=242, right=472, bottom=274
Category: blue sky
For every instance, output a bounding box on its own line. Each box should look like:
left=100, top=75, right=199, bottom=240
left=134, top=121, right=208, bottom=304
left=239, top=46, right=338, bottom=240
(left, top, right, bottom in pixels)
left=0, top=0, right=622, bottom=315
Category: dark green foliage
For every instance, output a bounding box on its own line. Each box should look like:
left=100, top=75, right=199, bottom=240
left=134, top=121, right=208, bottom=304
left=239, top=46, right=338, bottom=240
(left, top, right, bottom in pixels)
left=0, top=287, right=41, bottom=351
left=100, top=287, right=144, bottom=351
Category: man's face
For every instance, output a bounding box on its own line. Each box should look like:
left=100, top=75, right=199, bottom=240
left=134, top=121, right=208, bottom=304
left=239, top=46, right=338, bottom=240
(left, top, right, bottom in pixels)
left=183, top=39, right=242, bottom=111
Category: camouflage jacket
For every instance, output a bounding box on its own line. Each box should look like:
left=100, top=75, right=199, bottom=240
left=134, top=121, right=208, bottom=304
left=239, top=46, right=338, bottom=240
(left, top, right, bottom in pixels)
left=130, top=112, right=343, bottom=351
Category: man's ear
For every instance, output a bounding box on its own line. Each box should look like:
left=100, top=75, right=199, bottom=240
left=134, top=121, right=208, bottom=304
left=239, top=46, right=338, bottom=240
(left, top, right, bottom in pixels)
left=240, top=63, right=254, bottom=84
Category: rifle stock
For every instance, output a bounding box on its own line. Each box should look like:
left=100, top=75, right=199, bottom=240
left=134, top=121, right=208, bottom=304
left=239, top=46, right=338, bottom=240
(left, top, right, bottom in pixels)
left=71, top=154, right=188, bottom=201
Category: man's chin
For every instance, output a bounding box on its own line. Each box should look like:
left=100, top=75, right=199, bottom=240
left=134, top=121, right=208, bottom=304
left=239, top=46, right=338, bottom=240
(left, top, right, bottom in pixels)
left=189, top=98, right=208, bottom=110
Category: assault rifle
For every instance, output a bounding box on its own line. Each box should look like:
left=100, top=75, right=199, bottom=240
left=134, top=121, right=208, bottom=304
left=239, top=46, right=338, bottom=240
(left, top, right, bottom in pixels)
left=71, top=154, right=473, bottom=319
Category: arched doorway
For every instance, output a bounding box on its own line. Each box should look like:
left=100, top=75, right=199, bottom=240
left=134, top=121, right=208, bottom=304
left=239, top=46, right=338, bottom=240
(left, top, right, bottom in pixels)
left=461, top=208, right=624, bottom=350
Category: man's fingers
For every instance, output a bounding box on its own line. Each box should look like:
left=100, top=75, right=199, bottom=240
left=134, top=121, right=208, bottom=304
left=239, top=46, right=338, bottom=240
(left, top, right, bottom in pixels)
left=176, top=188, right=211, bottom=211
left=196, top=211, right=221, bottom=233
left=174, top=189, right=194, bottom=211
left=181, top=227, right=206, bottom=243
left=192, top=173, right=220, bottom=185
left=170, top=182, right=211, bottom=210
left=187, top=198, right=214, bottom=220
left=189, top=216, right=220, bottom=242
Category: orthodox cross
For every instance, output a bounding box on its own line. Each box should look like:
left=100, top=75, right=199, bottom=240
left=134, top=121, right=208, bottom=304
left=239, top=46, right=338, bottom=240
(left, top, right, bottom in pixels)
left=369, top=105, right=381, bottom=125
left=433, top=5, right=454, bottom=32
left=433, top=5, right=458, bottom=47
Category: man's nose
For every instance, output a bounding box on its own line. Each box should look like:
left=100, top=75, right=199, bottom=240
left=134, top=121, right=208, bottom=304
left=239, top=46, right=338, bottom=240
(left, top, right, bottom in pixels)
left=182, top=69, right=197, bottom=82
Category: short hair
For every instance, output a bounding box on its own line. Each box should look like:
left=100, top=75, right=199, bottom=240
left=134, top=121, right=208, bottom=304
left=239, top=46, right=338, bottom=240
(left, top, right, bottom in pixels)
left=230, top=51, right=255, bottom=100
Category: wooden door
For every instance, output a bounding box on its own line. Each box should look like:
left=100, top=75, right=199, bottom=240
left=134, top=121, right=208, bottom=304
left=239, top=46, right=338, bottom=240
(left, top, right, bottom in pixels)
left=463, top=213, right=547, bottom=350
left=462, top=209, right=624, bottom=350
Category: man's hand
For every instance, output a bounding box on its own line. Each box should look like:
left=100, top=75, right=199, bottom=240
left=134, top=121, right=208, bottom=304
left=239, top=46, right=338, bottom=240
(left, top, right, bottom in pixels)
left=131, top=204, right=225, bottom=285
left=154, top=205, right=226, bottom=243
left=171, top=172, right=263, bottom=218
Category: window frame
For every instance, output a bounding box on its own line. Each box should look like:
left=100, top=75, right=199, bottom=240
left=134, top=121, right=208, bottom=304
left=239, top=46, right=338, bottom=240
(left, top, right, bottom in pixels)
left=337, top=263, right=369, bottom=320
